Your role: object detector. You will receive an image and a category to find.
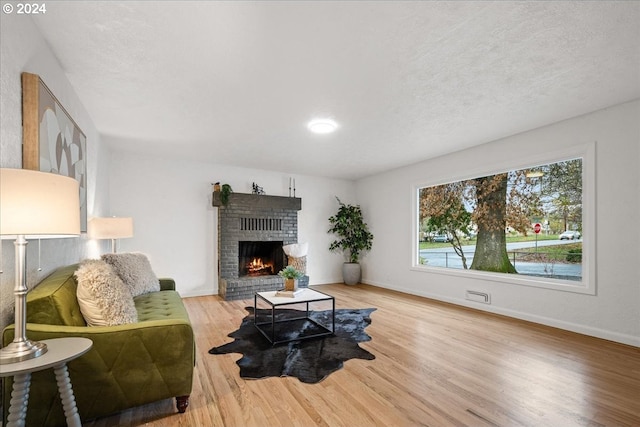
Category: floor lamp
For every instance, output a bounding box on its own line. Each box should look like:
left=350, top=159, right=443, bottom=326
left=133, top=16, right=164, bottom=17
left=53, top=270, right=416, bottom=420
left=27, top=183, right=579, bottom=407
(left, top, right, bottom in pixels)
left=0, top=168, right=80, bottom=363
left=88, top=217, right=133, bottom=253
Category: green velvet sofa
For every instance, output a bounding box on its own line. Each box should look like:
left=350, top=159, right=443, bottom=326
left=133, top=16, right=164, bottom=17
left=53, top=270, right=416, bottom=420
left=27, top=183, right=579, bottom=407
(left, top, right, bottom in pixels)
left=2, top=264, right=195, bottom=426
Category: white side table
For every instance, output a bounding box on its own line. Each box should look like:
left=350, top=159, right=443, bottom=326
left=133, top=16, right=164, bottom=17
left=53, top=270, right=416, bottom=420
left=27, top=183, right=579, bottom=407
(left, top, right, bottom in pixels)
left=0, top=337, right=92, bottom=427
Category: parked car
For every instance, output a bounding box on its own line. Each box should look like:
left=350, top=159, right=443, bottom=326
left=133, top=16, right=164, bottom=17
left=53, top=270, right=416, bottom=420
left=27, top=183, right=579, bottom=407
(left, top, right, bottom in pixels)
left=432, top=234, right=451, bottom=243
left=559, top=230, right=581, bottom=240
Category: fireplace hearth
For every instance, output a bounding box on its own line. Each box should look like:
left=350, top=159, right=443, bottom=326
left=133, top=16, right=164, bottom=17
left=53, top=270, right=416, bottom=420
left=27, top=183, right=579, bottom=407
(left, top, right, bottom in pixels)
left=214, top=192, right=307, bottom=300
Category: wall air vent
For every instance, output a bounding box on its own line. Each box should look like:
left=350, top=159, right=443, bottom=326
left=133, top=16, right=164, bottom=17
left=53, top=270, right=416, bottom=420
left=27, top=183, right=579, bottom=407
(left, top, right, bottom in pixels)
left=465, top=290, right=491, bottom=304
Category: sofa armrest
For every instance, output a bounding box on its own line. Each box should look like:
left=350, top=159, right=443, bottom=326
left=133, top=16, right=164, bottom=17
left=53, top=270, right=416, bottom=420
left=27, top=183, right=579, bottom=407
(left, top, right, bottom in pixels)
left=159, top=278, right=175, bottom=291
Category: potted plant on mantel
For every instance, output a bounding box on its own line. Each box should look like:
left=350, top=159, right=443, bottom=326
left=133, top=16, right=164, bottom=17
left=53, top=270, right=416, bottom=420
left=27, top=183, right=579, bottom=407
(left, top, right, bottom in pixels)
left=328, top=197, right=374, bottom=285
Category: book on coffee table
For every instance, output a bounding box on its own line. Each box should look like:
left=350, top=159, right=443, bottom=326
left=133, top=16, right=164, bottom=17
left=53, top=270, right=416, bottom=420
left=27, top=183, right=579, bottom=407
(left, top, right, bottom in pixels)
left=275, top=288, right=306, bottom=298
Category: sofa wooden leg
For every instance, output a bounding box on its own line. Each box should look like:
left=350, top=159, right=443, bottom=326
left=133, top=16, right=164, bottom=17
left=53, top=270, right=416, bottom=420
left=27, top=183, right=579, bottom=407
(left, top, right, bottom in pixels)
left=176, top=395, right=189, bottom=413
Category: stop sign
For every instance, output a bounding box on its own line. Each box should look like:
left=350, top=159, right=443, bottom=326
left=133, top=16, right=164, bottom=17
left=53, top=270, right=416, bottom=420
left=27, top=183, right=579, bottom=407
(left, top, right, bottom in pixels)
left=534, top=223, right=541, bottom=234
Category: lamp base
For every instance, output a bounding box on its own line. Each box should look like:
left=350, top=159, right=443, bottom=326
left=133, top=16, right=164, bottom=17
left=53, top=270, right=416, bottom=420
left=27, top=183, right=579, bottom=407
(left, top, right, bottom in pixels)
left=0, top=339, right=48, bottom=364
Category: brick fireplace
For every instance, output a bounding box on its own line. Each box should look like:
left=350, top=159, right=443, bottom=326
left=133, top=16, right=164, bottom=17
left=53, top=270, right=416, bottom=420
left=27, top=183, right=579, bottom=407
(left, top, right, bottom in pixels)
left=213, top=192, right=307, bottom=300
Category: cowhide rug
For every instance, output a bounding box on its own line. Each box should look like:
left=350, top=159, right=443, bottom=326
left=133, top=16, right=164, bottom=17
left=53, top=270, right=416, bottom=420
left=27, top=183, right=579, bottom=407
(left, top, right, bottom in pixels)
left=209, top=307, right=376, bottom=383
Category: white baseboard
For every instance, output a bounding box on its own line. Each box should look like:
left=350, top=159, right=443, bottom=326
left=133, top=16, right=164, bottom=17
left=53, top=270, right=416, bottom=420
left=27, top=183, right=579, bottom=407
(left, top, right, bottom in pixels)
left=362, top=279, right=640, bottom=348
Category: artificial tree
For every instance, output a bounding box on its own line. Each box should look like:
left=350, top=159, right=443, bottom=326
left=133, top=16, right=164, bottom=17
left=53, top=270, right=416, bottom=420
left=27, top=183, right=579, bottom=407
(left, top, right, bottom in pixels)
left=328, top=197, right=374, bottom=285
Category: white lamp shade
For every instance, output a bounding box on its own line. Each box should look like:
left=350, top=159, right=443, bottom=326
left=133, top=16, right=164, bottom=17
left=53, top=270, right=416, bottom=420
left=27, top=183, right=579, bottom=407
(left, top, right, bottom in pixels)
left=0, top=168, right=80, bottom=237
left=88, top=217, right=134, bottom=239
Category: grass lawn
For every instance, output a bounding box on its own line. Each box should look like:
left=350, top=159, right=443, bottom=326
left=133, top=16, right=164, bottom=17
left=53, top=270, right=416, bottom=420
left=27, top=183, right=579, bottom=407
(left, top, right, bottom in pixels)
left=506, top=234, right=558, bottom=243
left=419, top=233, right=562, bottom=250
left=511, top=242, right=582, bottom=263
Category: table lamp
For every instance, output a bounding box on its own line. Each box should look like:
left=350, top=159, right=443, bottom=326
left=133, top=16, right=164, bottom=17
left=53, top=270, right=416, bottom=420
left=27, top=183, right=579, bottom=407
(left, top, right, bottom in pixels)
left=0, top=168, right=80, bottom=363
left=88, top=217, right=133, bottom=253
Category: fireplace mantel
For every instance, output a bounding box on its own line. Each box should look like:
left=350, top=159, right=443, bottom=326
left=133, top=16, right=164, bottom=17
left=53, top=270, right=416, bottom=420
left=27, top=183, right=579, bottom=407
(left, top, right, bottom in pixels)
left=212, top=192, right=301, bottom=211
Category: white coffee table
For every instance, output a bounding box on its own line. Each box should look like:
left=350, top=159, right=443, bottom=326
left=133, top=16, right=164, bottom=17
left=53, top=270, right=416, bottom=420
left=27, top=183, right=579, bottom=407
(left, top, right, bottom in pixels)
left=254, top=289, right=335, bottom=345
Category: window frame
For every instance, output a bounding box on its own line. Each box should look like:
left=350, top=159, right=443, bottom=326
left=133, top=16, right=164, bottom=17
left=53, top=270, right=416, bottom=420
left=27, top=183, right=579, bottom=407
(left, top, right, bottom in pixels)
left=410, top=142, right=596, bottom=295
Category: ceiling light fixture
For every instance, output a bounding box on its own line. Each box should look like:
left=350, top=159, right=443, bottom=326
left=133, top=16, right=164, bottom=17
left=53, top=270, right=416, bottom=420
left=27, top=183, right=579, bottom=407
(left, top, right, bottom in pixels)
left=307, top=118, right=338, bottom=134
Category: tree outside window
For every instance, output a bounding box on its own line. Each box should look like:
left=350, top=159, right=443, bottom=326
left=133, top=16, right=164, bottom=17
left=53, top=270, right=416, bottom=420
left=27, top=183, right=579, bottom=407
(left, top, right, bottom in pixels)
left=417, top=158, right=582, bottom=281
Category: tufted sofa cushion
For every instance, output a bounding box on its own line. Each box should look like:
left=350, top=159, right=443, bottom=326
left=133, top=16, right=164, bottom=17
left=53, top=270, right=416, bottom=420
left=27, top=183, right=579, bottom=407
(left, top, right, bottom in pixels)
left=135, top=291, right=190, bottom=322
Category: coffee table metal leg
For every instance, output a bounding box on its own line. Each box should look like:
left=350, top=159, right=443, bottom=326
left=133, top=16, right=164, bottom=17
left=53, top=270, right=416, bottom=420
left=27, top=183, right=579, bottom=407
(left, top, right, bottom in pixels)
left=53, top=363, right=82, bottom=427
left=7, top=372, right=30, bottom=427
left=332, top=298, right=336, bottom=334
left=254, top=294, right=258, bottom=330
left=271, top=305, right=276, bottom=344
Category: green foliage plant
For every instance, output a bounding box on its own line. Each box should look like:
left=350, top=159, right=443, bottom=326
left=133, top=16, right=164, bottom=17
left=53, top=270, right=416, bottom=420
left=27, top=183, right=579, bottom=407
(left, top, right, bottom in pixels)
left=220, top=184, right=233, bottom=206
left=278, top=265, right=304, bottom=279
left=328, top=197, right=374, bottom=263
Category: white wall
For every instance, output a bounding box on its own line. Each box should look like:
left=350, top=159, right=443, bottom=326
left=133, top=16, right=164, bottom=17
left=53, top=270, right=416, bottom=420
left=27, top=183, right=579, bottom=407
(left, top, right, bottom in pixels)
left=108, top=148, right=355, bottom=297
left=0, top=16, right=110, bottom=329
left=356, top=100, right=640, bottom=346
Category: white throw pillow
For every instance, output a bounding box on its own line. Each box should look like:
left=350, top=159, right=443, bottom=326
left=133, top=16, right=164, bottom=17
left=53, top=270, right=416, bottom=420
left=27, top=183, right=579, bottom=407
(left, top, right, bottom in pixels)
left=101, top=252, right=161, bottom=297
left=75, top=259, right=138, bottom=326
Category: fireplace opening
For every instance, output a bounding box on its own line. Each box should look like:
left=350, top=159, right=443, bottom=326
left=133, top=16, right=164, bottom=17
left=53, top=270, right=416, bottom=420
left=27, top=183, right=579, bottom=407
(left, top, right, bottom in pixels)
left=238, top=241, right=285, bottom=277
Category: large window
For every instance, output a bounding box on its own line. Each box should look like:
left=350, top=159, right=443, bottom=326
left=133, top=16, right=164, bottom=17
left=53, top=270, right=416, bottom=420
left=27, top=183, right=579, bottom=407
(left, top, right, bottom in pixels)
left=413, top=144, right=595, bottom=294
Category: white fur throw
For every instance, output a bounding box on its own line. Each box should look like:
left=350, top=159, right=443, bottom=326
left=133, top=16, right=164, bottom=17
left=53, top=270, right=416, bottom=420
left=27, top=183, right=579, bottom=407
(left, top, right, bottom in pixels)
left=101, top=252, right=161, bottom=297
left=75, top=259, right=138, bottom=326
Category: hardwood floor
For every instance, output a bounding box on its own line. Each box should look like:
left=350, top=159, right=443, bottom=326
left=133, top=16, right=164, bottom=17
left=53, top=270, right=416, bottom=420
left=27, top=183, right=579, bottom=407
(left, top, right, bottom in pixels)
left=84, top=284, right=640, bottom=427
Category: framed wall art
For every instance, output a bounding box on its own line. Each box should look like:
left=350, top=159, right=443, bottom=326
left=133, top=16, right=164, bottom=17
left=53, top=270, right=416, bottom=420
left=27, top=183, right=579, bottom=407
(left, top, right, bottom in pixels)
left=22, top=72, right=87, bottom=232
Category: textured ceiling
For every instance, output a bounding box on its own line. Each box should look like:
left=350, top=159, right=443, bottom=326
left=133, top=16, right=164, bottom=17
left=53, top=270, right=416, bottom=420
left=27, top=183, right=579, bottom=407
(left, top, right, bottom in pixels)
left=31, top=1, right=640, bottom=180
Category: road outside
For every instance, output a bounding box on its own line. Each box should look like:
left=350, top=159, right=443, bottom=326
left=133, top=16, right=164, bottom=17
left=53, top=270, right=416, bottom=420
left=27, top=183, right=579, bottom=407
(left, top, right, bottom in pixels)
left=419, top=239, right=582, bottom=280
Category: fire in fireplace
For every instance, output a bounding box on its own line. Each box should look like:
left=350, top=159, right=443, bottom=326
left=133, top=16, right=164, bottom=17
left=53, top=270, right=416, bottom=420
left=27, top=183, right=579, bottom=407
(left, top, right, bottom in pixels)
left=238, top=241, right=285, bottom=277
left=247, top=257, right=272, bottom=275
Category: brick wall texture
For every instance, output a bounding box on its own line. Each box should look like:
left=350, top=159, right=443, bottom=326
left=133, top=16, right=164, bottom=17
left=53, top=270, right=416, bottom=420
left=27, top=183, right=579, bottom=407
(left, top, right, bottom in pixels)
left=214, top=193, right=308, bottom=300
